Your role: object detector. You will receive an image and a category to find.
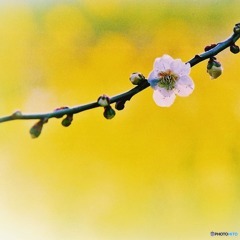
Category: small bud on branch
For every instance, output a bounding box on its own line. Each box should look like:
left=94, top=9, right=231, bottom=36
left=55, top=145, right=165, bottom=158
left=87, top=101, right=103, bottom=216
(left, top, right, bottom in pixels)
left=11, top=110, right=22, bottom=119
left=230, top=44, right=240, bottom=54
left=115, top=100, right=126, bottom=110
left=129, top=72, right=146, bottom=85
left=29, top=118, right=48, bottom=138
left=207, top=58, right=223, bottom=79
left=97, top=95, right=110, bottom=107
left=234, top=23, right=240, bottom=34
left=204, top=44, right=217, bottom=52
left=103, top=106, right=116, bottom=119
left=61, top=114, right=73, bottom=127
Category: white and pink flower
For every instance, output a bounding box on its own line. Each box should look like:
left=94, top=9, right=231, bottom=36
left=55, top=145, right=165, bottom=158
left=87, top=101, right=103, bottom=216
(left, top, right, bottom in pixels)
left=147, top=54, right=195, bottom=107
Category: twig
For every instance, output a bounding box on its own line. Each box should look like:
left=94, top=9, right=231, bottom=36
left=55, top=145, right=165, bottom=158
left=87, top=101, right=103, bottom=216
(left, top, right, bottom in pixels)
left=0, top=23, right=239, bottom=137
left=0, top=80, right=150, bottom=123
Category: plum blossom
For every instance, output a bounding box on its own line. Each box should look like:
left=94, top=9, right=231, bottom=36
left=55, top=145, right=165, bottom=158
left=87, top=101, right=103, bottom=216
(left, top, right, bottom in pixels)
left=147, top=54, right=195, bottom=107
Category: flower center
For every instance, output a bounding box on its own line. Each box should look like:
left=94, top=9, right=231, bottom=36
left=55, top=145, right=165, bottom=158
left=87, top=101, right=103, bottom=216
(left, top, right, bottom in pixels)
left=157, top=70, right=179, bottom=90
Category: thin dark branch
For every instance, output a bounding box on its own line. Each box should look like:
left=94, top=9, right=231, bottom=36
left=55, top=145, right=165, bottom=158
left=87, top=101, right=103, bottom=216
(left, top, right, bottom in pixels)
left=0, top=24, right=239, bottom=127
left=0, top=80, right=150, bottom=123
left=187, top=30, right=240, bottom=67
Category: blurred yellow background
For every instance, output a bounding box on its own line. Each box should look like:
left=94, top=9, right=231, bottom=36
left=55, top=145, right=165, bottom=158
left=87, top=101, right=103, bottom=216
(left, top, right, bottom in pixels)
left=0, top=0, right=239, bottom=239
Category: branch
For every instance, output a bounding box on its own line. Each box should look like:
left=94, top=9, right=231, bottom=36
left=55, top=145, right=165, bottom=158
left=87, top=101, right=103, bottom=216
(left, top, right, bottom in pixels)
left=0, top=80, right=150, bottom=122
left=0, top=23, right=239, bottom=138
left=188, top=25, right=240, bottom=67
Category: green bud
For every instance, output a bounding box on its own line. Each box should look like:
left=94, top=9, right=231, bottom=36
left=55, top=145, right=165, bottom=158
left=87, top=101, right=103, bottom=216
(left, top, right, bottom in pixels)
left=61, top=114, right=73, bottom=127
left=30, top=120, right=44, bottom=138
left=129, top=72, right=145, bottom=85
left=115, top=101, right=125, bottom=110
left=207, top=60, right=223, bottom=79
left=230, top=44, right=240, bottom=54
left=103, top=106, right=116, bottom=119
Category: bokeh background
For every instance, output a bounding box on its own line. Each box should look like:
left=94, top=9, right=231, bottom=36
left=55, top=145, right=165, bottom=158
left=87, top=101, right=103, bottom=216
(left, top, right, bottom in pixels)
left=0, top=0, right=239, bottom=239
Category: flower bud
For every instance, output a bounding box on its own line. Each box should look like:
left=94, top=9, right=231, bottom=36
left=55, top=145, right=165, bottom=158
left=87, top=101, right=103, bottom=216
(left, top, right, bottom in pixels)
left=234, top=23, right=240, bottom=34
left=12, top=110, right=22, bottom=119
left=115, top=100, right=125, bottom=110
left=61, top=114, right=73, bottom=127
left=103, top=106, right=116, bottom=119
left=129, top=72, right=145, bottom=85
left=230, top=44, right=240, bottom=54
left=207, top=60, right=223, bottom=79
left=204, top=44, right=217, bottom=52
left=30, top=120, right=44, bottom=138
left=97, top=94, right=110, bottom=107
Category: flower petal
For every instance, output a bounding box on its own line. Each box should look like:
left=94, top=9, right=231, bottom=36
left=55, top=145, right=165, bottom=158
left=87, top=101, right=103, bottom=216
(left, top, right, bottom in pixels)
left=174, top=76, right=195, bottom=97
left=154, top=55, right=174, bottom=71
left=177, top=75, right=194, bottom=86
left=178, top=63, right=191, bottom=76
left=171, top=61, right=190, bottom=76
left=153, top=88, right=176, bottom=107
left=170, top=59, right=183, bottom=73
left=158, top=87, right=174, bottom=97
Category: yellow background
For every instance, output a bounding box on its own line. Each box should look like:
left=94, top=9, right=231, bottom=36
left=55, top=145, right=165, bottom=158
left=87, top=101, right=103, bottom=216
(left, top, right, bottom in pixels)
left=0, top=0, right=239, bottom=239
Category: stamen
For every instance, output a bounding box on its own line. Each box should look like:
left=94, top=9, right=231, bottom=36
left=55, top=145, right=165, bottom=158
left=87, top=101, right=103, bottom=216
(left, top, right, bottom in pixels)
left=157, top=70, right=179, bottom=90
